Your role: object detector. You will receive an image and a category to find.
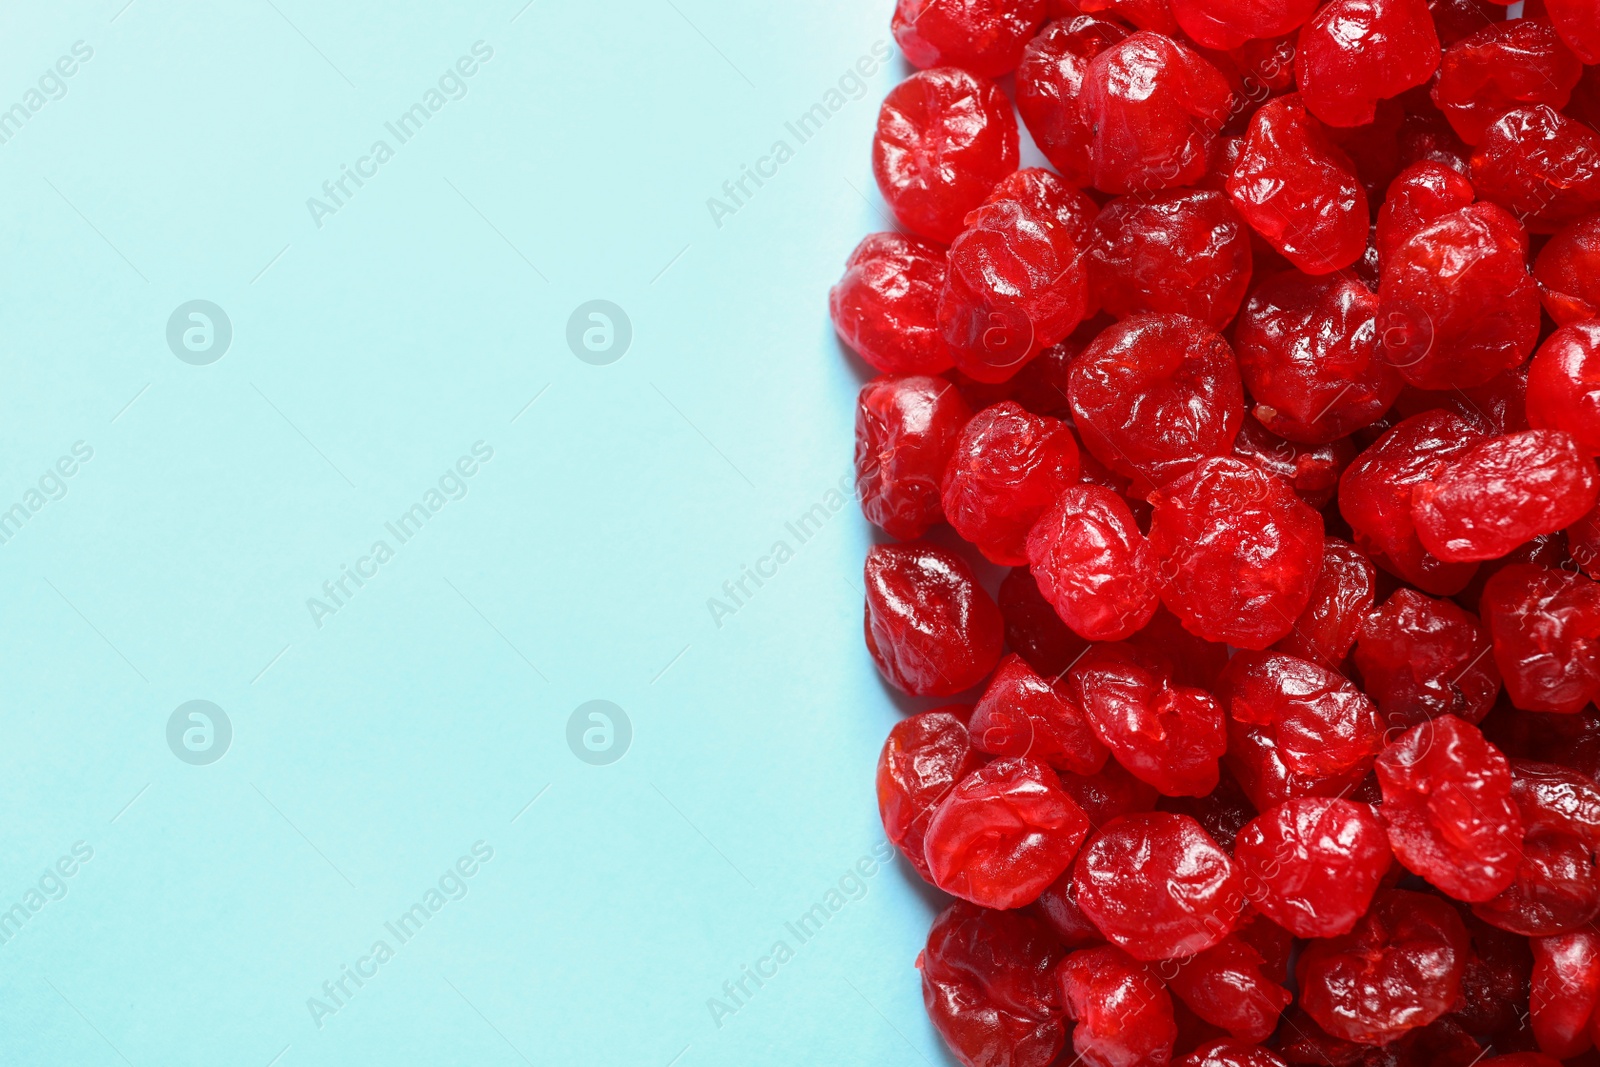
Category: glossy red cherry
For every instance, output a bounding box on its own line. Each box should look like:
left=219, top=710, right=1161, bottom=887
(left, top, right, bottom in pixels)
left=1528, top=321, right=1600, bottom=458
left=892, top=0, right=1048, bottom=79
left=1547, top=0, right=1600, bottom=63
left=878, top=707, right=986, bottom=882
left=1015, top=16, right=1131, bottom=188
left=864, top=541, right=1005, bottom=696
left=1481, top=563, right=1600, bottom=715
left=1168, top=934, right=1292, bottom=1044
left=831, top=233, right=956, bottom=376
left=1353, top=588, right=1502, bottom=730
left=855, top=375, right=973, bottom=540
left=1272, top=538, right=1377, bottom=671
left=1216, top=651, right=1382, bottom=780
left=1529, top=929, right=1600, bottom=1059
left=1170, top=0, right=1319, bottom=51
left=1235, top=797, right=1391, bottom=938
left=1432, top=19, right=1583, bottom=146
left=1087, top=189, right=1253, bottom=330
left=873, top=67, right=1019, bottom=244
left=1295, top=0, right=1442, bottom=129
left=1058, top=945, right=1178, bottom=1067
left=925, top=756, right=1092, bottom=909
left=970, top=653, right=1108, bottom=774
left=1025, top=484, right=1159, bottom=643
left=942, top=402, right=1083, bottom=563
left=1471, top=105, right=1600, bottom=234
left=1534, top=216, right=1600, bottom=327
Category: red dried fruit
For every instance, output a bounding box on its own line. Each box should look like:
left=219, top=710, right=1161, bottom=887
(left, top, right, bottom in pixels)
left=1065, top=643, right=1227, bottom=796
left=1471, top=105, right=1600, bottom=234
left=998, top=566, right=1091, bottom=678
left=1374, top=161, right=1477, bottom=269
left=1412, top=430, right=1599, bottom=563
left=1217, top=651, right=1382, bottom=779
left=986, top=167, right=1099, bottom=247
left=924, top=756, right=1093, bottom=908
left=1069, top=314, right=1245, bottom=493
left=940, top=195, right=1091, bottom=384
left=1376, top=715, right=1525, bottom=902
left=1455, top=910, right=1536, bottom=1036
left=919, top=901, right=1068, bottom=1067
left=1170, top=0, right=1319, bottom=51
left=1031, top=868, right=1101, bottom=946
left=1235, top=797, right=1391, bottom=938
left=1547, top=0, right=1600, bottom=63
left=1058, top=945, right=1178, bottom=1067
left=892, top=0, right=1048, bottom=79
left=878, top=707, right=987, bottom=881
left=1078, top=31, right=1235, bottom=195
left=1227, top=94, right=1371, bottom=275
left=830, top=233, right=955, bottom=376
left=1025, top=484, right=1159, bottom=642
left=1077, top=0, right=1181, bottom=34
left=1180, top=1042, right=1289, bottom=1067
left=1233, top=271, right=1398, bottom=445
left=1273, top=538, right=1378, bottom=671
left=942, top=402, right=1082, bottom=563
left=1473, top=761, right=1600, bottom=936
left=1295, top=0, right=1442, bottom=128
left=1168, top=934, right=1292, bottom=1044
left=1231, top=414, right=1356, bottom=510
left=1353, top=588, right=1501, bottom=730
left=1015, top=16, right=1131, bottom=188
left=1529, top=929, right=1600, bottom=1059
left=1432, top=20, right=1583, bottom=146
left=1339, top=410, right=1487, bottom=594
left=1058, top=759, right=1162, bottom=833
left=1087, top=189, right=1254, bottom=330
left=970, top=653, right=1109, bottom=773
left=855, top=375, right=973, bottom=540
left=873, top=67, right=1020, bottom=244
left=1073, top=811, right=1246, bottom=960
left=864, top=541, right=1005, bottom=696
left=1148, top=457, right=1325, bottom=650
left=1377, top=202, right=1541, bottom=390
left=1528, top=321, right=1600, bottom=458
left=1533, top=215, right=1600, bottom=326
left=1482, top=563, right=1600, bottom=714
left=1130, top=605, right=1231, bottom=690
left=1296, top=888, right=1471, bottom=1045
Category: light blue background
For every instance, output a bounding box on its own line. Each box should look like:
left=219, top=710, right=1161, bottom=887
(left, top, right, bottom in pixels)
left=0, top=1, right=974, bottom=1064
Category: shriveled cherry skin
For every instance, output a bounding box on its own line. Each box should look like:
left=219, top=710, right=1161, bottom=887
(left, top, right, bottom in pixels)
left=918, top=901, right=1068, bottom=1067
left=1057, top=945, right=1178, bottom=1067
left=1295, top=0, right=1441, bottom=129
left=1359, top=1017, right=1485, bottom=1067
left=1073, top=812, right=1246, bottom=961
left=1376, top=715, right=1525, bottom=902
left=1296, top=889, right=1470, bottom=1046
left=830, top=233, right=955, bottom=376
left=1031, top=869, right=1101, bottom=947
left=1217, top=651, right=1382, bottom=780
left=878, top=707, right=987, bottom=882
left=942, top=402, right=1082, bottom=564
left=1130, top=605, right=1231, bottom=691
left=1026, top=485, right=1159, bottom=643
left=1275, top=1005, right=1367, bottom=1066
left=864, top=541, right=1005, bottom=696
left=1472, top=759, right=1600, bottom=935
left=1528, top=321, right=1600, bottom=458
left=1377, top=202, right=1541, bottom=390
left=1432, top=20, right=1583, bottom=147
left=1482, top=563, right=1600, bottom=715
left=892, top=0, right=1047, bottom=79
left=1235, top=798, right=1391, bottom=939
left=1353, top=588, right=1501, bottom=730
left=1227, top=94, right=1371, bottom=275
left=1078, top=31, right=1235, bottom=195
left=1230, top=415, right=1355, bottom=511
left=925, top=756, right=1093, bottom=909
left=1339, top=410, right=1487, bottom=595
left=855, top=376, right=972, bottom=540
left=1374, top=161, right=1477, bottom=270
left=987, top=167, right=1099, bottom=247
left=1148, top=457, right=1325, bottom=650
left=941, top=196, right=1091, bottom=385
left=1547, top=0, right=1600, bottom=64
left=1471, top=105, right=1600, bottom=235
left=1088, top=190, right=1253, bottom=331
left=1057, top=759, right=1161, bottom=831
left=873, top=68, right=1020, bottom=245
left=1533, top=217, right=1600, bottom=326
left=970, top=654, right=1109, bottom=774
left=1170, top=0, right=1319, bottom=51
left=1412, top=430, right=1600, bottom=563
left=1233, top=271, right=1397, bottom=445
left=1274, top=539, right=1377, bottom=671
left=998, top=566, right=1090, bottom=679
left=1065, top=643, right=1227, bottom=797
left=1529, top=929, right=1600, bottom=1059
left=1179, top=1042, right=1288, bottom=1067
left=1016, top=17, right=1131, bottom=188
left=1167, top=934, right=1292, bottom=1044
left=1454, top=910, right=1536, bottom=1038
left=1068, top=314, right=1245, bottom=492
left=1076, top=0, right=1178, bottom=34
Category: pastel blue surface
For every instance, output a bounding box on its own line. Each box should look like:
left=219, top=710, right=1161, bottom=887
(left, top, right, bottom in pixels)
left=0, top=1, right=966, bottom=1064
